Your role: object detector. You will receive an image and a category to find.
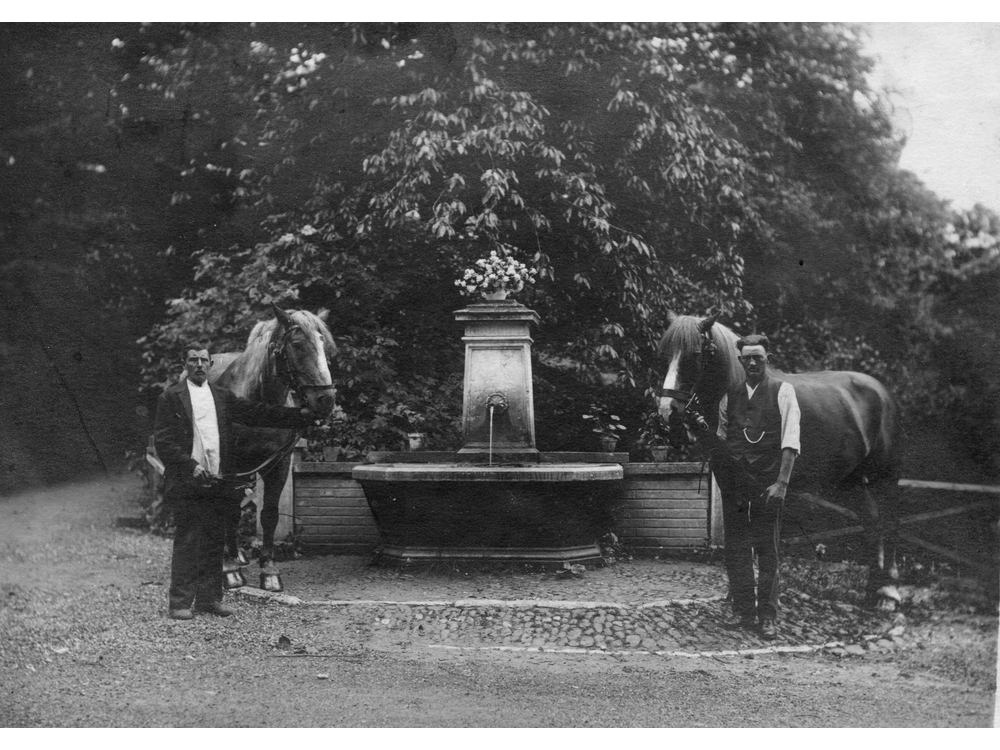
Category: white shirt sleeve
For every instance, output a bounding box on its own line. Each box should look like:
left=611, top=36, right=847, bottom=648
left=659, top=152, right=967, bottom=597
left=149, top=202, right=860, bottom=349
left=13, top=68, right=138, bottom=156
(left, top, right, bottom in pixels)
left=778, top=381, right=801, bottom=455
left=716, top=393, right=728, bottom=440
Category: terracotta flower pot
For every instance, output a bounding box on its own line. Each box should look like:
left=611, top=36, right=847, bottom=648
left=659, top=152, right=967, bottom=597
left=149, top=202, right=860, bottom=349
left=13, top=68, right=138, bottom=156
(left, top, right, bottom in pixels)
left=407, top=432, right=427, bottom=451
left=599, top=436, right=619, bottom=452
left=649, top=446, right=670, bottom=463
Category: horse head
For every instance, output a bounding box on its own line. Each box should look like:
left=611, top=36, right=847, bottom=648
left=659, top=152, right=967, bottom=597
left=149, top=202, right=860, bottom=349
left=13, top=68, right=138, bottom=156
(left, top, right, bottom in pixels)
left=656, top=311, right=735, bottom=426
left=271, top=303, right=337, bottom=417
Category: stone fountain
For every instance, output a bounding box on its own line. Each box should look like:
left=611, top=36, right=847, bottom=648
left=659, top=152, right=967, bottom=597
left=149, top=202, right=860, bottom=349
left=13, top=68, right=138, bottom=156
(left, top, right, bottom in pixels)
left=353, top=298, right=624, bottom=563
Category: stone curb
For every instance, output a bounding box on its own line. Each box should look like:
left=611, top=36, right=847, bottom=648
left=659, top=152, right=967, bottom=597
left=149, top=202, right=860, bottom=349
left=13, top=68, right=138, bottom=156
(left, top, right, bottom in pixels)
left=235, top=587, right=726, bottom=610
left=430, top=642, right=851, bottom=659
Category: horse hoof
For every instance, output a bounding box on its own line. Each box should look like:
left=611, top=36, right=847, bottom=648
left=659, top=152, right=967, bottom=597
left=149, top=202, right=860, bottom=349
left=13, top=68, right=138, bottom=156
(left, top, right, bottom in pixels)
left=877, top=585, right=901, bottom=603
left=222, top=557, right=242, bottom=573
left=874, top=585, right=901, bottom=612
left=237, top=549, right=250, bottom=567
left=224, top=569, right=247, bottom=589
left=260, top=572, right=284, bottom=593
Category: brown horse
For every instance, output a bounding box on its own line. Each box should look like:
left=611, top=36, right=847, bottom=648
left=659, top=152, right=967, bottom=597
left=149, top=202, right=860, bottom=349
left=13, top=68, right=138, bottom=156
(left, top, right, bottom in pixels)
left=209, top=304, right=336, bottom=591
left=657, top=312, right=902, bottom=610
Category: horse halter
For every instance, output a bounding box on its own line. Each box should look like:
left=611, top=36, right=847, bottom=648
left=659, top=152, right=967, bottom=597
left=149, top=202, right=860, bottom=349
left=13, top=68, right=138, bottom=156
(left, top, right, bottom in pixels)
left=267, top=322, right=333, bottom=402
left=660, top=330, right=718, bottom=430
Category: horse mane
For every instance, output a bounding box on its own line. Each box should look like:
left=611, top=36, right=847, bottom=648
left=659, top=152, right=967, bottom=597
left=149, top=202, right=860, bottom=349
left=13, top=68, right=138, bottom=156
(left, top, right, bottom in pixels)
left=658, top=314, right=745, bottom=391
left=225, top=309, right=336, bottom=400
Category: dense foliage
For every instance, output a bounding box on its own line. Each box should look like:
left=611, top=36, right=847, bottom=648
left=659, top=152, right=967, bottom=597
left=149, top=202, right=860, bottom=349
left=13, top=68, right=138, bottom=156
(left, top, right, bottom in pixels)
left=3, top=23, right=996, bottom=471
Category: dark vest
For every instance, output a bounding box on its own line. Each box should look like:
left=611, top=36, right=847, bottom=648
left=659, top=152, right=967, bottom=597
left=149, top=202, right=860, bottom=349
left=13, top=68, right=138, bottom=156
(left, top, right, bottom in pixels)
left=725, top=374, right=784, bottom=477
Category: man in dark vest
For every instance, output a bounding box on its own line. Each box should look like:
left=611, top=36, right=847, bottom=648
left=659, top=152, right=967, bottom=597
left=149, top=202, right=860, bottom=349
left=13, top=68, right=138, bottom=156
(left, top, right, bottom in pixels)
left=715, top=334, right=800, bottom=640
left=154, top=344, right=313, bottom=621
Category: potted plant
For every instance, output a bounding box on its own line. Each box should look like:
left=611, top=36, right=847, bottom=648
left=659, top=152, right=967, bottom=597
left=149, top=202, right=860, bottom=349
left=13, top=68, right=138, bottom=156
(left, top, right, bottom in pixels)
left=582, top=405, right=627, bottom=453
left=637, top=411, right=672, bottom=463
left=304, top=406, right=347, bottom=462
left=455, top=245, right=537, bottom=301
left=399, top=407, right=428, bottom=451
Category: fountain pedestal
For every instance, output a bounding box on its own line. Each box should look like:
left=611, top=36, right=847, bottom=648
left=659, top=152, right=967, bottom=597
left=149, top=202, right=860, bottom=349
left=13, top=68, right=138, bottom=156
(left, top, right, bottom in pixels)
left=454, top=299, right=540, bottom=458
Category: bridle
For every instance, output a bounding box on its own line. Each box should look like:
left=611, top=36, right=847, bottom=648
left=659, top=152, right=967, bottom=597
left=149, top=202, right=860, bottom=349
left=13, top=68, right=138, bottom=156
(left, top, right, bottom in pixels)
left=659, top=329, right=718, bottom=424
left=267, top=321, right=334, bottom=404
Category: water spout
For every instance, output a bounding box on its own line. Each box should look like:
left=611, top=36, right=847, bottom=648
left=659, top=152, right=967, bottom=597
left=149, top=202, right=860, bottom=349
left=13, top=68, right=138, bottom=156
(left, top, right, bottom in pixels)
left=485, top=392, right=508, bottom=466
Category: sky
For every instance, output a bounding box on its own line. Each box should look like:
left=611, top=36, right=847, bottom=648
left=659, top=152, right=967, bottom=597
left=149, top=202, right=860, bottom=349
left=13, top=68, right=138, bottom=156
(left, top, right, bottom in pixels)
left=861, top=22, right=1000, bottom=212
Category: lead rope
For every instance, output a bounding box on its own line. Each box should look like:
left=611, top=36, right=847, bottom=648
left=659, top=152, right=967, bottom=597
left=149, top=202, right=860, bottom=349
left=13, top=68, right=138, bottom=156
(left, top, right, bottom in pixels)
left=210, top=428, right=304, bottom=492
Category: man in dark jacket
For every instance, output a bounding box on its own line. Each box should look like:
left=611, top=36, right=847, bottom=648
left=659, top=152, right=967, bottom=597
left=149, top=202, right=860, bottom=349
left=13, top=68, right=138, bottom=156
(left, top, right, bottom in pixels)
left=154, top=345, right=312, bottom=620
left=714, top=334, right=800, bottom=640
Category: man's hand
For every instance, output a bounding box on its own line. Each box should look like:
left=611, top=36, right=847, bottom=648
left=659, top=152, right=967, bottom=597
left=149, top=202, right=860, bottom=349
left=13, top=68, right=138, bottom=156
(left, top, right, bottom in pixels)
left=767, top=448, right=797, bottom=507
left=193, top=464, right=212, bottom=484
left=763, top=481, right=786, bottom=507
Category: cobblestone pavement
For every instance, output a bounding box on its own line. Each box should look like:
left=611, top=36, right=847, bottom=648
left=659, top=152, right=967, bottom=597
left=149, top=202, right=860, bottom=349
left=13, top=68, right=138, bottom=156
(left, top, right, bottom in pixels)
left=236, top=555, right=908, bottom=658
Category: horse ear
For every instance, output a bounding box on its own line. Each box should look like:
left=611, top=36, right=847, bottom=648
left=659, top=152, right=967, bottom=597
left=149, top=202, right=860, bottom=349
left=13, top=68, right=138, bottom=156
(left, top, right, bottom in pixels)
left=272, top=302, right=296, bottom=329
left=699, top=312, right=720, bottom=334
left=666, top=310, right=678, bottom=325
left=316, top=307, right=330, bottom=322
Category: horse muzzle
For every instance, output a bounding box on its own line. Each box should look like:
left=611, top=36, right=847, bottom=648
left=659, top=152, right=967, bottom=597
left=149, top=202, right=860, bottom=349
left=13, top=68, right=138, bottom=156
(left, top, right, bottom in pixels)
left=659, top=387, right=689, bottom=420
left=303, top=387, right=336, bottom=418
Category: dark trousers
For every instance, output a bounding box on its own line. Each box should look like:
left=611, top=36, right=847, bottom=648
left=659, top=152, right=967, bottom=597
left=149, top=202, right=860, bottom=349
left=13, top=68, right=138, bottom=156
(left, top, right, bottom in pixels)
left=168, top=488, right=230, bottom=611
left=716, top=461, right=784, bottom=621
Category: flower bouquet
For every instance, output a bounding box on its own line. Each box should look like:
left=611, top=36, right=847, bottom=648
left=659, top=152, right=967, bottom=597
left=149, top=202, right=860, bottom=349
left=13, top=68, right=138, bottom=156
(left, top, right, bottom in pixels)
left=456, top=248, right=537, bottom=299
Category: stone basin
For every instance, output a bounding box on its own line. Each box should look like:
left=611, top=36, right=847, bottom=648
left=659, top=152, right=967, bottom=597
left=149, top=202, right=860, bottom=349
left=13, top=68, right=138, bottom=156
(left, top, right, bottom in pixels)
left=353, top=463, right=624, bottom=564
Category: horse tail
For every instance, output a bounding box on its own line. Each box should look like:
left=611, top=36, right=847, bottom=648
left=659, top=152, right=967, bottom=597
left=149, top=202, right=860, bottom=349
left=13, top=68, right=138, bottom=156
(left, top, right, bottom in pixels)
left=861, top=378, right=902, bottom=486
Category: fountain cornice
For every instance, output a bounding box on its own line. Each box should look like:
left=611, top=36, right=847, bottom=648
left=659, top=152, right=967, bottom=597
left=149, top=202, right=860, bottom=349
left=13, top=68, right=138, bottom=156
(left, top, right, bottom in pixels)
left=453, top=298, right=541, bottom=325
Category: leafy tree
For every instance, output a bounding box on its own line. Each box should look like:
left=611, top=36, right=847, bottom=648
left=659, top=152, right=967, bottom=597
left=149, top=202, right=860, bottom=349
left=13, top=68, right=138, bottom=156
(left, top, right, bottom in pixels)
left=129, top=22, right=982, bottom=456
left=9, top=22, right=989, bottom=470
left=927, top=206, right=1000, bottom=473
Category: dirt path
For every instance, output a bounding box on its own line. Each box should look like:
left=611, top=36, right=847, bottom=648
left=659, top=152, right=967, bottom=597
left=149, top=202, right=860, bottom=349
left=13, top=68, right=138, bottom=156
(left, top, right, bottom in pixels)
left=1, top=476, right=996, bottom=727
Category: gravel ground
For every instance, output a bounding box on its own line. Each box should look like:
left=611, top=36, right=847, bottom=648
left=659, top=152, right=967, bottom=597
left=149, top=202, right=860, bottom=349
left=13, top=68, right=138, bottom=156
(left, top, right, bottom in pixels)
left=1, top=475, right=997, bottom=727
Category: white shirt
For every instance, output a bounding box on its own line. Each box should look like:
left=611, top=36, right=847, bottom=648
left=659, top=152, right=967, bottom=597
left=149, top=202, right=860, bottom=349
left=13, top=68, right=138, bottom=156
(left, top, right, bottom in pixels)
left=187, top=380, right=221, bottom=475
left=717, top=380, right=801, bottom=454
